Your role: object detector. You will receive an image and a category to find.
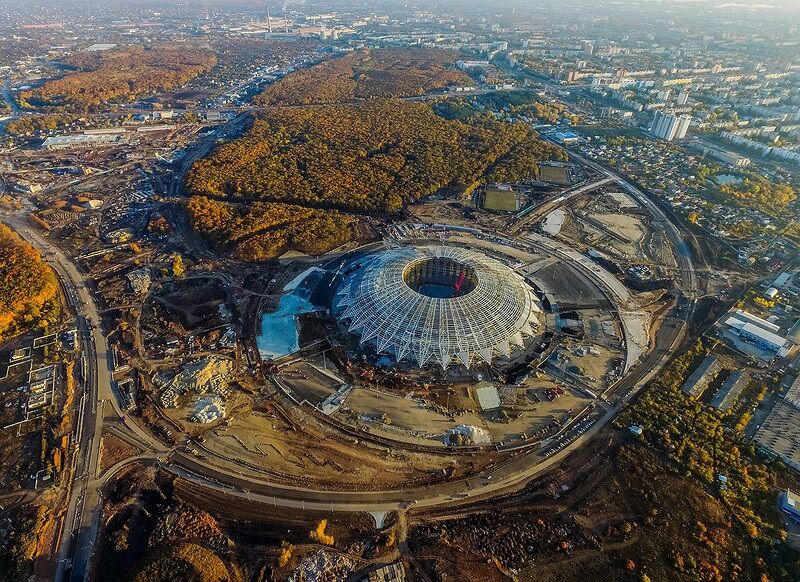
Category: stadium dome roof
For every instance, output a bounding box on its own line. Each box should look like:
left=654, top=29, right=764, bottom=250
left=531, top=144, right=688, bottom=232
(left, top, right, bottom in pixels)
left=334, top=245, right=541, bottom=368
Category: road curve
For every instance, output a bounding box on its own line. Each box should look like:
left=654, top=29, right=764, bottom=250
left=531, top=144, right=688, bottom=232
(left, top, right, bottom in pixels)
left=0, top=135, right=700, bottom=578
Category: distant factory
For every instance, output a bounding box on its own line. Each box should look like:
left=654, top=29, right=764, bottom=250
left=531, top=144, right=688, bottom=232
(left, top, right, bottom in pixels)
left=41, top=132, right=125, bottom=150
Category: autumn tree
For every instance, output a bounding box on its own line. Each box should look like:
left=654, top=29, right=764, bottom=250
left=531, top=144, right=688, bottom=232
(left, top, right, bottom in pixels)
left=255, top=47, right=472, bottom=106
left=0, top=224, right=60, bottom=341
left=310, top=519, right=335, bottom=545
left=278, top=541, right=293, bottom=567
left=172, top=254, right=186, bottom=278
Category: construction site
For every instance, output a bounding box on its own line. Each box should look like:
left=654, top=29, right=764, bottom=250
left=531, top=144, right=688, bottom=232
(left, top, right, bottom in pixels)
left=1, top=99, right=706, bottom=581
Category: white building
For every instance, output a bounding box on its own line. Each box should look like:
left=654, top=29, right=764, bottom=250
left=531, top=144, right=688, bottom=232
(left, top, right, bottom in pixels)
left=42, top=133, right=123, bottom=150
left=724, top=310, right=791, bottom=357
left=650, top=111, right=692, bottom=141
left=675, top=114, right=692, bottom=139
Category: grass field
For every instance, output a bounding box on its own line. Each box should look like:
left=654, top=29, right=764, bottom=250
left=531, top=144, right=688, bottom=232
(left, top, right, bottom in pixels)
left=482, top=189, right=520, bottom=212
left=539, top=165, right=571, bottom=185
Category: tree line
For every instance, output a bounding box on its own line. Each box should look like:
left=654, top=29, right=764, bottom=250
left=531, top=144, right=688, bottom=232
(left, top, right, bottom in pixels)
left=254, top=47, right=473, bottom=106
left=716, top=175, right=796, bottom=211
left=0, top=224, right=60, bottom=341
left=5, top=114, right=77, bottom=136
left=18, top=45, right=217, bottom=113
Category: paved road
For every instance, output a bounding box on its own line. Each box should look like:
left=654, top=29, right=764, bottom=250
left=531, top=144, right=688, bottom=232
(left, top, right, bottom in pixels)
left=111, top=147, right=696, bottom=507
left=1, top=108, right=700, bottom=578
left=0, top=215, right=158, bottom=582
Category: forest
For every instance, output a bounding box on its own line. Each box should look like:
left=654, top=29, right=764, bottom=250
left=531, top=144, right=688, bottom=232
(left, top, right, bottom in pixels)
left=186, top=48, right=563, bottom=260
left=0, top=224, right=60, bottom=341
left=18, top=45, right=217, bottom=112
left=254, top=47, right=472, bottom=106
left=434, top=90, right=576, bottom=126
left=187, top=100, right=563, bottom=214
left=185, top=196, right=355, bottom=261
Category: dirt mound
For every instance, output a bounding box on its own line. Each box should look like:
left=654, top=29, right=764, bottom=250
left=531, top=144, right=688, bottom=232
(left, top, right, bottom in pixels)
left=130, top=542, right=239, bottom=582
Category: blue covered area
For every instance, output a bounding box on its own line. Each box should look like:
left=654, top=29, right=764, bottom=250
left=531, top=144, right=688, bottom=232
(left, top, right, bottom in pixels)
left=256, top=293, right=314, bottom=360
left=256, top=268, right=322, bottom=360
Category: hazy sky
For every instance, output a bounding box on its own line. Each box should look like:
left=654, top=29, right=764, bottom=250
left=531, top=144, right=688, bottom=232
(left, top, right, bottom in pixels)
left=1, top=0, right=799, bottom=19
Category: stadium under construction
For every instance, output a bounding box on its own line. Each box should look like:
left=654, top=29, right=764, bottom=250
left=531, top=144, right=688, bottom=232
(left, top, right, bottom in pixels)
left=333, top=245, right=542, bottom=369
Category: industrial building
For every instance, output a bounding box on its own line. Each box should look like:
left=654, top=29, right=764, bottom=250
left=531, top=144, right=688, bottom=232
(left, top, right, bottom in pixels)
left=687, top=141, right=751, bottom=167
left=737, top=324, right=789, bottom=353
left=366, top=562, right=406, bottom=582
left=751, top=375, right=800, bottom=476
left=42, top=133, right=124, bottom=150
left=773, top=272, right=793, bottom=289
left=710, top=370, right=748, bottom=412
left=681, top=355, right=720, bottom=398
left=335, top=245, right=541, bottom=369
left=783, top=375, right=800, bottom=409
left=754, top=399, right=800, bottom=473
left=723, top=309, right=792, bottom=357
left=780, top=489, right=800, bottom=522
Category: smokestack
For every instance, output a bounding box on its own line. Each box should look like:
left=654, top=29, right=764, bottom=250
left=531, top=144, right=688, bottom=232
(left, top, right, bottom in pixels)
left=267, top=5, right=272, bottom=33
left=284, top=5, right=288, bottom=33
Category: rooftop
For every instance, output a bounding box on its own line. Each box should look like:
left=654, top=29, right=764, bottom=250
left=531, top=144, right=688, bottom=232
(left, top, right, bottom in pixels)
left=335, top=245, right=541, bottom=369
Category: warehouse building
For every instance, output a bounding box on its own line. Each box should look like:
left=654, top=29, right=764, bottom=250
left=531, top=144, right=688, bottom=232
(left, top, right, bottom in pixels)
left=780, top=489, right=800, bottom=522
left=710, top=370, right=748, bottom=412
left=723, top=310, right=792, bottom=358
left=681, top=355, right=720, bottom=398
left=42, top=133, right=124, bottom=150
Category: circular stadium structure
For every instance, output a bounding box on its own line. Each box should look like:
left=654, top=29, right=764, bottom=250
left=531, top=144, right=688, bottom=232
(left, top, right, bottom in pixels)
left=334, top=245, right=541, bottom=369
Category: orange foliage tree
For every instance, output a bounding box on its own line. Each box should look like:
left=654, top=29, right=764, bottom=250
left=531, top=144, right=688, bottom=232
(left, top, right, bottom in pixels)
left=0, top=224, right=60, bottom=340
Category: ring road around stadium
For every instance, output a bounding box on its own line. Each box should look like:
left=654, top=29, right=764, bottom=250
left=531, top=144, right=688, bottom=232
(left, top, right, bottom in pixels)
left=133, top=222, right=687, bottom=515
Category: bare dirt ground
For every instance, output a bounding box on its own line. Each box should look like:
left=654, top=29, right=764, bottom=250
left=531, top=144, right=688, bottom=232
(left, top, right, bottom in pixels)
left=181, top=398, right=459, bottom=489
left=408, top=442, right=752, bottom=582
left=99, top=432, right=139, bottom=474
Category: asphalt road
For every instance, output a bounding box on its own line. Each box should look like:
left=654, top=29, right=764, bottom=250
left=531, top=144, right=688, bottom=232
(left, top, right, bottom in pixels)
left=509, top=176, right=614, bottom=235
left=0, top=215, right=156, bottom=582
left=1, top=112, right=700, bottom=579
